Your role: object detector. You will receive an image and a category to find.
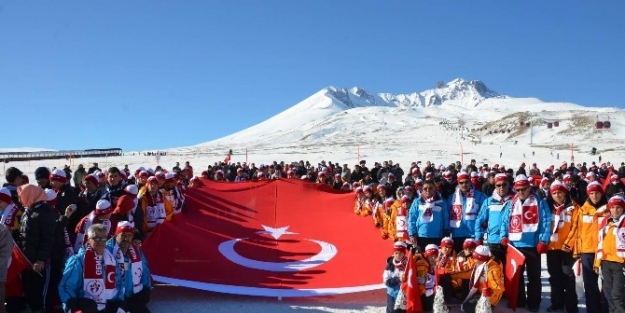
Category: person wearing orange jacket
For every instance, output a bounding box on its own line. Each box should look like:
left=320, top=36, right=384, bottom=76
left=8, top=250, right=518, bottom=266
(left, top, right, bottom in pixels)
left=452, top=238, right=477, bottom=300
left=388, top=196, right=411, bottom=242
left=594, top=195, right=625, bottom=313
left=435, top=237, right=458, bottom=303
left=546, top=181, right=579, bottom=313
left=460, top=245, right=504, bottom=313
left=574, top=181, right=608, bottom=313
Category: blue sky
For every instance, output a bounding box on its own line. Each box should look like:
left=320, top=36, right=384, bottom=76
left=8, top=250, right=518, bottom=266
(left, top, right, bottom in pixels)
left=1, top=1, right=624, bottom=151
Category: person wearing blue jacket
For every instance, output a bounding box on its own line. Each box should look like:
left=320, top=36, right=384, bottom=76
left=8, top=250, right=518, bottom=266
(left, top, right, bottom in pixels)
left=383, top=241, right=408, bottom=313
left=447, top=172, right=487, bottom=252
left=106, top=221, right=152, bottom=313
left=59, top=224, right=124, bottom=313
left=499, top=174, right=552, bottom=313
left=408, top=180, right=449, bottom=250
left=474, top=173, right=514, bottom=262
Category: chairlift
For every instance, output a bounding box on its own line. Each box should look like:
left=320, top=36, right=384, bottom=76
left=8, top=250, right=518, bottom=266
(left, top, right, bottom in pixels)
left=595, top=121, right=604, bottom=129
left=554, top=121, right=559, bottom=127
left=604, top=121, right=611, bottom=129
left=525, top=122, right=531, bottom=127
left=547, top=123, right=553, bottom=129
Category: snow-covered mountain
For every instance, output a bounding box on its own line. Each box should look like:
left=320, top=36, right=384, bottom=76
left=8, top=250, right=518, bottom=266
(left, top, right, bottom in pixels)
left=171, top=78, right=624, bottom=168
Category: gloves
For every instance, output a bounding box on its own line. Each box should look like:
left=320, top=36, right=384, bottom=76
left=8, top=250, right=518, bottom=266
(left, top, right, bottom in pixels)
left=482, top=287, right=493, bottom=297
left=382, top=233, right=389, bottom=240
left=481, top=222, right=488, bottom=229
left=537, top=242, right=548, bottom=254
left=500, top=238, right=509, bottom=247
left=475, top=239, right=483, bottom=246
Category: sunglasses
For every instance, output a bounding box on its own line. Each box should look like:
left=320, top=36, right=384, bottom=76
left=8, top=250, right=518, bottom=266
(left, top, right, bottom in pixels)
left=89, top=236, right=108, bottom=243
left=495, top=183, right=508, bottom=187
left=515, top=187, right=528, bottom=192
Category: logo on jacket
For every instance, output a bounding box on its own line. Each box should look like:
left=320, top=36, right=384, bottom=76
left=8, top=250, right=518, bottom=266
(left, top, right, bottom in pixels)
left=218, top=225, right=337, bottom=272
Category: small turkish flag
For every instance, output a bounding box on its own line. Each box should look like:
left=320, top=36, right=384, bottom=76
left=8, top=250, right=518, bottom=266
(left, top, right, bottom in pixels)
left=403, top=250, right=423, bottom=313
left=505, top=245, right=526, bottom=311
left=7, top=242, right=31, bottom=282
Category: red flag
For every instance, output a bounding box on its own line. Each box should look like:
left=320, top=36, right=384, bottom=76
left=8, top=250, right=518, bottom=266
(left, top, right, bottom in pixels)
left=505, top=245, right=526, bottom=311
left=142, top=179, right=388, bottom=297
left=403, top=251, right=423, bottom=313
left=602, top=167, right=613, bottom=191
left=7, top=243, right=31, bottom=282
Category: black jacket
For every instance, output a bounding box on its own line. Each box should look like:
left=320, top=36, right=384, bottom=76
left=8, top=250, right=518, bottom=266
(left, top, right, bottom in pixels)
left=19, top=201, right=56, bottom=263
left=102, top=181, right=128, bottom=208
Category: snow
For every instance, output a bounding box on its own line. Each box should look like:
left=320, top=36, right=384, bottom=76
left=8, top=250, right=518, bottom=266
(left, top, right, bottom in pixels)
left=2, top=78, right=613, bottom=312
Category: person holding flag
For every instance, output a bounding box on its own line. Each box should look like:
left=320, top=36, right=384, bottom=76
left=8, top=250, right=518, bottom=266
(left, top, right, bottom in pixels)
left=384, top=241, right=408, bottom=313
left=460, top=245, right=504, bottom=313
left=500, top=174, right=551, bottom=312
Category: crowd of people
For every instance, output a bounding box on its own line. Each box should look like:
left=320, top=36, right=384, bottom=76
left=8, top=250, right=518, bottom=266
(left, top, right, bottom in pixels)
left=1, top=157, right=625, bottom=313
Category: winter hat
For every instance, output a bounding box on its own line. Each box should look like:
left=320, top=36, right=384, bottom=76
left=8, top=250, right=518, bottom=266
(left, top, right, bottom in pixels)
left=549, top=181, right=568, bottom=194
left=0, top=187, right=12, bottom=204
left=463, top=238, right=477, bottom=250
left=495, top=173, right=507, bottom=184
left=541, top=177, right=550, bottom=186
left=393, top=241, right=407, bottom=253
left=146, top=168, right=155, bottom=176
left=425, top=172, right=432, bottom=179
left=317, top=172, right=326, bottom=178
left=49, top=169, right=67, bottom=184
left=562, top=174, right=571, bottom=182
left=352, top=182, right=360, bottom=188
left=95, top=199, right=113, bottom=216
left=34, top=167, right=51, bottom=180
left=401, top=195, right=411, bottom=203
left=611, top=174, right=619, bottom=183
left=405, top=185, right=415, bottom=193
left=411, top=168, right=419, bottom=174
left=472, top=245, right=490, bottom=262
left=95, top=171, right=105, bottom=178
left=115, top=221, right=135, bottom=235
left=440, top=237, right=454, bottom=248
left=354, top=186, right=362, bottom=192
left=587, top=181, right=604, bottom=194
left=363, top=185, right=373, bottom=193
left=147, top=177, right=158, bottom=185
left=138, top=171, right=149, bottom=178
left=424, top=244, right=439, bottom=258
left=414, top=179, right=423, bottom=187
left=384, top=198, right=395, bottom=206
left=457, top=172, right=470, bottom=182
left=608, top=195, right=625, bottom=210
left=165, top=173, right=176, bottom=182
left=124, top=185, right=139, bottom=197
left=84, top=174, right=99, bottom=186
left=513, top=174, right=530, bottom=189
left=114, top=195, right=136, bottom=215
left=44, top=188, right=57, bottom=206
left=388, top=173, right=395, bottom=179
left=586, top=172, right=596, bottom=178
left=377, top=184, right=386, bottom=190
left=470, top=172, right=479, bottom=178
left=155, top=171, right=166, bottom=180
left=17, top=184, right=47, bottom=208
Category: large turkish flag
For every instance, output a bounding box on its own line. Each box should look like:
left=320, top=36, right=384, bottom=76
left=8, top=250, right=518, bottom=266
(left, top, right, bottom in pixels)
left=142, top=178, right=390, bottom=297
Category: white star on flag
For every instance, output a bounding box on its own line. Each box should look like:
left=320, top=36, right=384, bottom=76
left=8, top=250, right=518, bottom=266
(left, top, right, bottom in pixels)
left=256, top=225, right=297, bottom=240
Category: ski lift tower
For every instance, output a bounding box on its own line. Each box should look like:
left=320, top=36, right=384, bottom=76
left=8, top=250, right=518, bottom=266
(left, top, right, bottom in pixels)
left=528, top=113, right=542, bottom=145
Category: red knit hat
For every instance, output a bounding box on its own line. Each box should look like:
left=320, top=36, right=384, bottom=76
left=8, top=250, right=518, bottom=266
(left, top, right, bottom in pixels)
left=44, top=188, right=57, bottom=206
left=463, top=238, right=477, bottom=250
left=95, top=199, right=113, bottom=216
left=115, top=221, right=135, bottom=235
left=440, top=237, right=454, bottom=248
left=513, top=175, right=530, bottom=189
left=549, top=181, right=568, bottom=194
left=393, top=241, right=407, bottom=253
left=457, top=172, right=470, bottom=182
left=472, top=245, right=490, bottom=262
left=49, top=169, right=67, bottom=184
left=608, top=196, right=625, bottom=210
left=83, top=174, right=99, bottom=186
left=587, top=181, right=604, bottom=194
left=495, top=173, right=507, bottom=184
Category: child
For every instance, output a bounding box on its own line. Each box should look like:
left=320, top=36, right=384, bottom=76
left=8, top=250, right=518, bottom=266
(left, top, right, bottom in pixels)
left=452, top=238, right=477, bottom=300
left=415, top=244, right=439, bottom=312
left=384, top=242, right=408, bottom=313
left=436, top=237, right=458, bottom=303
left=461, top=245, right=505, bottom=313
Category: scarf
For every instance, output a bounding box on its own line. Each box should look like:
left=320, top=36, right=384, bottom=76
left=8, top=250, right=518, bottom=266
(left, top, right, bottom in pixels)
left=464, top=262, right=486, bottom=304
left=438, top=252, right=452, bottom=268
left=421, top=195, right=437, bottom=223
left=393, top=256, right=407, bottom=272
left=174, top=186, right=185, bottom=214
left=113, top=243, right=144, bottom=294
left=509, top=194, right=539, bottom=241
left=550, top=201, right=574, bottom=242
left=83, top=246, right=117, bottom=311
left=1, top=202, right=18, bottom=227
left=143, top=191, right=166, bottom=230
left=395, top=204, right=409, bottom=240
left=491, top=191, right=513, bottom=204
left=74, top=212, right=112, bottom=251
left=451, top=188, right=476, bottom=228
